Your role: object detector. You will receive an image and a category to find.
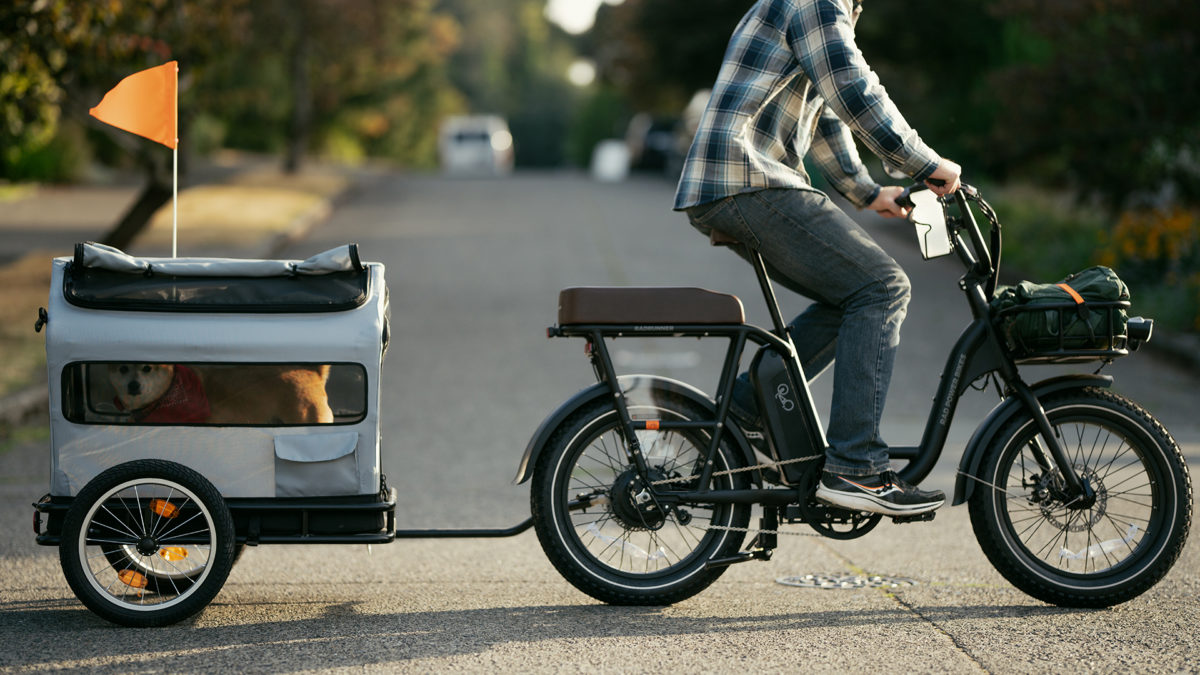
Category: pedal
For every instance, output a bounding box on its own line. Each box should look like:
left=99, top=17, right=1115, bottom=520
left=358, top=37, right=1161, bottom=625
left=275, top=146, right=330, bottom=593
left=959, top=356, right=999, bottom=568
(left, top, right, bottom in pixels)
left=891, top=511, right=937, bottom=524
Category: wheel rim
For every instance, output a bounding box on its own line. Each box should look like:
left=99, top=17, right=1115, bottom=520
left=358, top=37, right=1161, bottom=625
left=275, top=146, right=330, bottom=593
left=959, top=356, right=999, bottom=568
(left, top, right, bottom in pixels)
left=77, top=478, right=216, bottom=611
left=555, top=407, right=736, bottom=581
left=994, top=410, right=1167, bottom=581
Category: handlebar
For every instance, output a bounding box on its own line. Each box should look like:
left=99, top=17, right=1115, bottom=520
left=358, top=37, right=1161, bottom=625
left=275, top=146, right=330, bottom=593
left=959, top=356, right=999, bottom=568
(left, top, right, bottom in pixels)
left=893, top=177, right=946, bottom=210
left=896, top=180, right=1003, bottom=304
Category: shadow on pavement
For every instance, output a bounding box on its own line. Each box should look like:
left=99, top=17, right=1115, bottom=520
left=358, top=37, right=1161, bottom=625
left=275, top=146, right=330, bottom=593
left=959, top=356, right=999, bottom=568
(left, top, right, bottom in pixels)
left=3, top=597, right=1089, bottom=672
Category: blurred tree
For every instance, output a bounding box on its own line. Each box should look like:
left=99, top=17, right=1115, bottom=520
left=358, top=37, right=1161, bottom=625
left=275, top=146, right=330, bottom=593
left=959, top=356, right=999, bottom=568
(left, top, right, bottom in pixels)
left=854, top=0, right=1006, bottom=178
left=590, top=0, right=752, bottom=113
left=0, top=0, right=248, bottom=248
left=211, top=0, right=462, bottom=172
left=988, top=0, right=1200, bottom=209
left=438, top=0, right=579, bottom=166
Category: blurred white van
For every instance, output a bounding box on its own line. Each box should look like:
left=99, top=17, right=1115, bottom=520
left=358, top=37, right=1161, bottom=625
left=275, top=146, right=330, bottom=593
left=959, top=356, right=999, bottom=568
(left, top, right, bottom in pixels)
left=438, top=115, right=515, bottom=175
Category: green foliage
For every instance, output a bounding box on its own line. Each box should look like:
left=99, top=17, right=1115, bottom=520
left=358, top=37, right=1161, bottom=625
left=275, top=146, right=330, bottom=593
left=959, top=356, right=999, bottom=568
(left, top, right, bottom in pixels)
left=987, top=0, right=1200, bottom=208
left=0, top=0, right=466, bottom=178
left=987, top=186, right=1110, bottom=283
left=6, top=120, right=89, bottom=183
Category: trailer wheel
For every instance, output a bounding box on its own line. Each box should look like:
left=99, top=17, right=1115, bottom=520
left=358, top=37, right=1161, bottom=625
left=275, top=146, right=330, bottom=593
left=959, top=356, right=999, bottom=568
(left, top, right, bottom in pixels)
left=60, top=460, right=236, bottom=627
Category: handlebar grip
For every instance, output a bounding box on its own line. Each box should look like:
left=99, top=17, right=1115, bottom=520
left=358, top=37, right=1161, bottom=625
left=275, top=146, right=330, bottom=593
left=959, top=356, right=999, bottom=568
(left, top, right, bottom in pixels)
left=894, top=187, right=914, bottom=209
left=925, top=177, right=946, bottom=188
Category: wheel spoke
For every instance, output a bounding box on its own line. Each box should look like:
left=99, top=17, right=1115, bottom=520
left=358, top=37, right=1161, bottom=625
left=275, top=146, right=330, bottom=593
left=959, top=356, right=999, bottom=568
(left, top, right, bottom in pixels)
left=97, top=503, right=141, bottom=540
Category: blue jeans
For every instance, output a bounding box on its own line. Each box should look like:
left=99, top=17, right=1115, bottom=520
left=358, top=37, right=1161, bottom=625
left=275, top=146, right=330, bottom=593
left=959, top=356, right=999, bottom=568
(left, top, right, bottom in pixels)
left=685, top=188, right=910, bottom=476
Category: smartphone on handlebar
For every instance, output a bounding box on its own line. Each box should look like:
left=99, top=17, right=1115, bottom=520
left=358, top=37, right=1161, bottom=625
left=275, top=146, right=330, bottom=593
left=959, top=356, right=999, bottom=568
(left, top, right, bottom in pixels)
left=897, top=184, right=953, bottom=259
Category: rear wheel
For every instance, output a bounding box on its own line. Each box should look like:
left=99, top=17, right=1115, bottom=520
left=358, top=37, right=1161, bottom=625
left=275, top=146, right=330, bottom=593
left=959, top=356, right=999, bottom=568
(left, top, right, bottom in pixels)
left=969, top=388, right=1191, bottom=607
left=531, top=389, right=751, bottom=605
left=60, top=460, right=236, bottom=626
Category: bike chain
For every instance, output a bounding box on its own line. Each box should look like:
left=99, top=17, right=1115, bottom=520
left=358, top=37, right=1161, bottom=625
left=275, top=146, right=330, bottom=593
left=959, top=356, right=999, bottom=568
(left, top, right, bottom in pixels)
left=647, top=453, right=824, bottom=486
left=706, top=523, right=822, bottom=537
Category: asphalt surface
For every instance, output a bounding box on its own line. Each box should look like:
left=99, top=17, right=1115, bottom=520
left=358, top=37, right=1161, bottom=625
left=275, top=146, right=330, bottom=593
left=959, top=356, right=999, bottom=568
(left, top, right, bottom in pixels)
left=2, top=171, right=1198, bottom=673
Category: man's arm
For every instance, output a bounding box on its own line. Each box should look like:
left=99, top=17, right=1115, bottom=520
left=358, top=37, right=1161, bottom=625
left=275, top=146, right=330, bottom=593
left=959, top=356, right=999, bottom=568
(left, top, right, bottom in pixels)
left=788, top=0, right=940, bottom=182
left=809, top=104, right=880, bottom=208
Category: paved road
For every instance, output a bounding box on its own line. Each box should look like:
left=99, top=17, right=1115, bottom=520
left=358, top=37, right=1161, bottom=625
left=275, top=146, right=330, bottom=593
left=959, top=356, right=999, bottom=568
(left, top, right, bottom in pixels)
left=2, top=171, right=1197, bottom=673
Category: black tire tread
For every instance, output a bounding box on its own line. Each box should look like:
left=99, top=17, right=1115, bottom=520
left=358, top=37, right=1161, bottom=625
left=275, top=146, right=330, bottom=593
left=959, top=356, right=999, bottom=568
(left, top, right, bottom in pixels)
left=59, top=459, right=236, bottom=627
left=531, top=392, right=750, bottom=605
left=969, top=387, right=1192, bottom=607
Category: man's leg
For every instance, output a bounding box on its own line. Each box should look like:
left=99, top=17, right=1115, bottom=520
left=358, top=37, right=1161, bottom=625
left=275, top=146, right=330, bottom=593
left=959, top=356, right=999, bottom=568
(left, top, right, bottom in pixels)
left=686, top=188, right=942, bottom=514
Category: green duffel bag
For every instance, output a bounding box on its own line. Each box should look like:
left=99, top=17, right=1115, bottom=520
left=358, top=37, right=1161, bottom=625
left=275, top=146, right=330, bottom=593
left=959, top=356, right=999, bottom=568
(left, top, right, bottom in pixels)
left=990, top=266, right=1130, bottom=356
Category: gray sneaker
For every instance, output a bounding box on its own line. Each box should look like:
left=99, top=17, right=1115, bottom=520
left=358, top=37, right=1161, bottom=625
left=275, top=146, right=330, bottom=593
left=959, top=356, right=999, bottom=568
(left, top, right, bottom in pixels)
left=815, top=470, right=945, bottom=516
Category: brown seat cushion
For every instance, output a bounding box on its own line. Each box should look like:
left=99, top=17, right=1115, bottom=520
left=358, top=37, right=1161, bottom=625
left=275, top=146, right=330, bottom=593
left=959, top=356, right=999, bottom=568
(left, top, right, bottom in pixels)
left=558, top=287, right=745, bottom=325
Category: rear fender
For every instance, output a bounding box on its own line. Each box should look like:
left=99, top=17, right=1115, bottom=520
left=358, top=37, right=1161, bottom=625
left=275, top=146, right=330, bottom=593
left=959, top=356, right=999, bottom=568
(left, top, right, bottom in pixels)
left=952, top=374, right=1113, bottom=505
left=513, top=374, right=759, bottom=485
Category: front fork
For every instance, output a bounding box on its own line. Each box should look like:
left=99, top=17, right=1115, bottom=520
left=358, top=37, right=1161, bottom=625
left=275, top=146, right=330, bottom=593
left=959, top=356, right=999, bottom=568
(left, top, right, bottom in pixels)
left=1008, top=380, right=1095, bottom=505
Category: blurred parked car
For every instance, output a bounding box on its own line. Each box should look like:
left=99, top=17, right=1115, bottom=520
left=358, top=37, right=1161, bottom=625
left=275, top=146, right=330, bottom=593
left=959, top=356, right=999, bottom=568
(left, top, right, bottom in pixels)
left=625, top=113, right=678, bottom=172
left=438, top=115, right=515, bottom=175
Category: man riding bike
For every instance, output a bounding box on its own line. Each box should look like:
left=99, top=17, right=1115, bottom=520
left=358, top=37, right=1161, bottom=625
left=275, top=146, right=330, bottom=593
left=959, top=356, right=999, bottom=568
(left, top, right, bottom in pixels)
left=674, top=0, right=961, bottom=516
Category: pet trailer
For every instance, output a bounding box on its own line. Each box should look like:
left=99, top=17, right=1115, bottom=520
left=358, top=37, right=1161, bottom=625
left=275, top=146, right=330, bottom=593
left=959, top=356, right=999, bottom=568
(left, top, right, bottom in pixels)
left=31, top=242, right=530, bottom=627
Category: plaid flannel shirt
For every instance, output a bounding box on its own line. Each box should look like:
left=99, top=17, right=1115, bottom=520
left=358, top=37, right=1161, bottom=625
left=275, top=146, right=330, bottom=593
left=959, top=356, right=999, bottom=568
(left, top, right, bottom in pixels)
left=673, top=0, right=941, bottom=211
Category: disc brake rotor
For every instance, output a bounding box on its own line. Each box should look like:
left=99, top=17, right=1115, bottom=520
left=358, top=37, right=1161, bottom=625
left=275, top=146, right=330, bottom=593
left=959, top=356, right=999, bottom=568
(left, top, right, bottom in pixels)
left=1037, top=467, right=1108, bottom=532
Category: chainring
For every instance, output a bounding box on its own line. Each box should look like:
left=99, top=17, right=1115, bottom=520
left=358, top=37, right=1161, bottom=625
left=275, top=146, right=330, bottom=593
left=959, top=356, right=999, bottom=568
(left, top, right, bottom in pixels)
left=794, top=467, right=882, bottom=540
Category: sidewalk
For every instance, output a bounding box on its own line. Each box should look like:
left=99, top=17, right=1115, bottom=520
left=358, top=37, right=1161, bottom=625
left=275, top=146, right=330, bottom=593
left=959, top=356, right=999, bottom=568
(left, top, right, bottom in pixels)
left=0, top=152, right=362, bottom=426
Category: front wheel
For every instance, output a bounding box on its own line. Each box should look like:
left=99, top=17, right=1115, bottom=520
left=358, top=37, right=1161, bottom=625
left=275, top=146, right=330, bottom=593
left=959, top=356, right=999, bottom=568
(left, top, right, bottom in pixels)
left=531, top=390, right=751, bottom=605
left=59, top=460, right=236, bottom=626
left=969, top=388, right=1192, bottom=607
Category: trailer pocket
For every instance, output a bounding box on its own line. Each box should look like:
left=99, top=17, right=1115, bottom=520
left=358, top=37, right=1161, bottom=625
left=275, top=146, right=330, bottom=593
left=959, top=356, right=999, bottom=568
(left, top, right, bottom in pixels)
left=274, top=432, right=359, bottom=497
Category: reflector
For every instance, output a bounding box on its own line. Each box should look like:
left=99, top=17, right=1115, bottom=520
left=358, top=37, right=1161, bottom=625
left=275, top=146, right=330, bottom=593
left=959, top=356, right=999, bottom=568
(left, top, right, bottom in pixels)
left=118, top=570, right=149, bottom=589
left=151, top=499, right=180, bottom=518
left=159, top=546, right=189, bottom=561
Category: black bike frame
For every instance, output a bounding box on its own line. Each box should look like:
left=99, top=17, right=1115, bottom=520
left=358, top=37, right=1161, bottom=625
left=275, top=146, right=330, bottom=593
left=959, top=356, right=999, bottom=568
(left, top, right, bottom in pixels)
left=552, top=186, right=1094, bottom=506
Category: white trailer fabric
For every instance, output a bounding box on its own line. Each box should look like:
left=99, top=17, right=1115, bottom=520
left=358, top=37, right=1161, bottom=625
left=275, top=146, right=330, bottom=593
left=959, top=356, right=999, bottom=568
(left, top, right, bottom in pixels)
left=44, top=246, right=387, bottom=498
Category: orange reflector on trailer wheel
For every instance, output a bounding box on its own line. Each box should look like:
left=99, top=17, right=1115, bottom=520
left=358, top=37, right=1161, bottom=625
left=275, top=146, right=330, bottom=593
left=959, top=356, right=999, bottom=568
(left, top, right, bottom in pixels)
left=118, top=569, right=148, bottom=589
left=150, top=499, right=180, bottom=518
left=159, top=546, right=189, bottom=562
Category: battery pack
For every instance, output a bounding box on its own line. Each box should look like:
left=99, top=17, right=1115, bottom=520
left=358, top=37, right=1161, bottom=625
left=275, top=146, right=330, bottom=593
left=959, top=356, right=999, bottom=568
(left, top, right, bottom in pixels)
left=749, top=347, right=824, bottom=484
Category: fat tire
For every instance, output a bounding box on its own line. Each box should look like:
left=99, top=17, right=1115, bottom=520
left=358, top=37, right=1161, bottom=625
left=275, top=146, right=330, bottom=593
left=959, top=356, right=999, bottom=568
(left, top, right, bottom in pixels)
left=969, top=387, right=1191, bottom=607
left=60, top=460, right=236, bottom=627
left=531, top=391, right=750, bottom=605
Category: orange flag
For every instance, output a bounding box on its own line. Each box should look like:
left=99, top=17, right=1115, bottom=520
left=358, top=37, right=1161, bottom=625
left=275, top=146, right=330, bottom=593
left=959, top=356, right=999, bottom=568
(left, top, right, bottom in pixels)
left=89, top=61, right=178, bottom=149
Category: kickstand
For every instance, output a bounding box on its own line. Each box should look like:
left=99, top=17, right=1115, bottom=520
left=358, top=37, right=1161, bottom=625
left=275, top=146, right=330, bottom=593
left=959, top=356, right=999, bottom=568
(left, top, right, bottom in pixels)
left=704, top=507, right=778, bottom=570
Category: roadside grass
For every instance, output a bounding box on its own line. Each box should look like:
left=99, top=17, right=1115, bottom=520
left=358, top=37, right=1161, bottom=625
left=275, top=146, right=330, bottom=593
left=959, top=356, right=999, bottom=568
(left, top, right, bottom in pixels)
left=133, top=164, right=349, bottom=256
left=0, top=251, right=55, bottom=399
left=0, top=424, right=49, bottom=459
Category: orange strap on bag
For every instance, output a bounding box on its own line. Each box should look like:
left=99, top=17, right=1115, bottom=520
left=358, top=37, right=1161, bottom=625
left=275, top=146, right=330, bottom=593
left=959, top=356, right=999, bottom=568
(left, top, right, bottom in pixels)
left=1056, top=283, right=1085, bottom=304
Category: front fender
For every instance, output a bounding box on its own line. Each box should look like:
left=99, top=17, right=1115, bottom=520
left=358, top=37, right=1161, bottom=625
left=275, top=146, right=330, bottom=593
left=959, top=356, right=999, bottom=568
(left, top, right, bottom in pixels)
left=952, top=374, right=1113, bottom=505
left=513, top=375, right=758, bottom=485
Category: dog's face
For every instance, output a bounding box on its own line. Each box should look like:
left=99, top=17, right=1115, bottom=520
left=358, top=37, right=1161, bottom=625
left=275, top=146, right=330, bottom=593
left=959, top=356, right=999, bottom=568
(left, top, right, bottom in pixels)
left=108, top=363, right=175, bottom=412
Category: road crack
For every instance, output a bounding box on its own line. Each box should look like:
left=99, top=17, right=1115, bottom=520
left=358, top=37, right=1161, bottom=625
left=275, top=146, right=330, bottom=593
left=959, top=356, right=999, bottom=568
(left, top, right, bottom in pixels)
left=817, top=540, right=991, bottom=673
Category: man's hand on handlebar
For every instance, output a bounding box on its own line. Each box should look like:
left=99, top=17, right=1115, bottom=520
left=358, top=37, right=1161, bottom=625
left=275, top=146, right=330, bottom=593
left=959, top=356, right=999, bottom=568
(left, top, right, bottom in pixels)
left=926, top=158, right=961, bottom=196
left=868, top=185, right=912, bottom=219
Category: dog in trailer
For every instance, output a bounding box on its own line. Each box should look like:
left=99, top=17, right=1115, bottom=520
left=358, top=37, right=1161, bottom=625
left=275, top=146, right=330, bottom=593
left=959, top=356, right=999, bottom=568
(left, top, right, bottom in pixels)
left=107, top=363, right=333, bottom=425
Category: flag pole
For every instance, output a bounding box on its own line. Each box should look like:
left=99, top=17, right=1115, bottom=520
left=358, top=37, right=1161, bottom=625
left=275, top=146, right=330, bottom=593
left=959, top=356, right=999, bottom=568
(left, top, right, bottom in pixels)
left=172, top=149, right=178, bottom=258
